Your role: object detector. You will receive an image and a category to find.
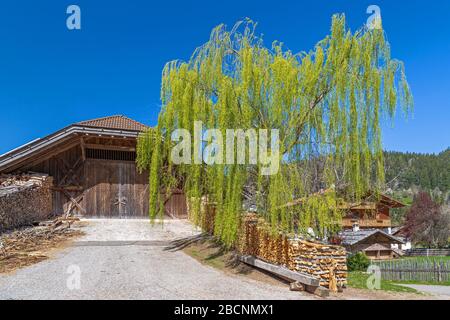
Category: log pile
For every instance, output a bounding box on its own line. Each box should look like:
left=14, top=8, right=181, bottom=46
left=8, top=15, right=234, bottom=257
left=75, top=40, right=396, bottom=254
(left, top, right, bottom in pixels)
left=0, top=173, right=54, bottom=232
left=200, top=199, right=216, bottom=234
left=187, top=196, right=216, bottom=234
left=0, top=173, right=51, bottom=194
left=292, top=240, right=347, bottom=288
left=189, top=202, right=349, bottom=290
left=239, top=214, right=292, bottom=267
left=239, top=214, right=347, bottom=289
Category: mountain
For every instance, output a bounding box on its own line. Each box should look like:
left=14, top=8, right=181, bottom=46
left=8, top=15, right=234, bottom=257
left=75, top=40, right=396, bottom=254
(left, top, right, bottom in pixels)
left=383, top=148, right=450, bottom=224
left=384, top=148, right=450, bottom=193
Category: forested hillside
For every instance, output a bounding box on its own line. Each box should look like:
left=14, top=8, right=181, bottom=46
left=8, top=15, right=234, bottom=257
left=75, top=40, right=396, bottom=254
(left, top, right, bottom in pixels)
left=384, top=148, right=450, bottom=192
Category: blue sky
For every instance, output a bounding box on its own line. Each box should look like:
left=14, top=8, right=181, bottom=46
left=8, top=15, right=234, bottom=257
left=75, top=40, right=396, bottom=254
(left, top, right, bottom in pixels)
left=0, top=0, right=449, bottom=155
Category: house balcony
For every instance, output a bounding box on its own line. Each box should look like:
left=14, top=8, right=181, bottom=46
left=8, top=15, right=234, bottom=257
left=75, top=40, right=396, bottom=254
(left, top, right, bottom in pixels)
left=342, top=218, right=391, bottom=229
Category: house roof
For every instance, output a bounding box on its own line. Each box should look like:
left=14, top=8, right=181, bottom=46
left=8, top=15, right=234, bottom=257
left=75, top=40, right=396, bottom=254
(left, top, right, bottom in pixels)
left=339, top=229, right=404, bottom=246
left=378, top=194, right=406, bottom=208
left=391, top=226, right=405, bottom=235
left=280, top=190, right=405, bottom=211
left=77, top=115, right=148, bottom=132
left=338, top=194, right=405, bottom=210
left=362, top=243, right=393, bottom=252
left=0, top=115, right=149, bottom=173
left=279, top=189, right=332, bottom=209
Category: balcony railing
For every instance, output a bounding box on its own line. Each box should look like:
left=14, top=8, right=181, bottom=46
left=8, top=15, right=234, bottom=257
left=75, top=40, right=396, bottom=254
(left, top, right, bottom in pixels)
left=342, top=218, right=391, bottom=228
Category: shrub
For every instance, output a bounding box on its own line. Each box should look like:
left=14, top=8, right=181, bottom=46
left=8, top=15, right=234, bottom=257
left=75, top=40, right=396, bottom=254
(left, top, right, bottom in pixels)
left=347, top=252, right=370, bottom=271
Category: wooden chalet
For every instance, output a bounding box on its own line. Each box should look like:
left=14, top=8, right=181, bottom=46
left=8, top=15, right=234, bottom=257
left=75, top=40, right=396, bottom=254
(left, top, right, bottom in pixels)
left=280, top=190, right=406, bottom=232
left=339, top=194, right=405, bottom=231
left=338, top=229, right=404, bottom=260
left=0, top=115, right=187, bottom=218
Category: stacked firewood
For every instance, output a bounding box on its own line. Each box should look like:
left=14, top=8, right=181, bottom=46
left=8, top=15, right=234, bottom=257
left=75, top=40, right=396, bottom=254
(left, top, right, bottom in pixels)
left=239, top=214, right=292, bottom=266
left=0, top=173, right=53, bottom=232
left=200, top=199, right=216, bottom=234
left=0, top=172, right=50, bottom=188
left=292, top=240, right=347, bottom=288
left=239, top=214, right=347, bottom=288
left=238, top=214, right=260, bottom=256
left=187, top=196, right=217, bottom=234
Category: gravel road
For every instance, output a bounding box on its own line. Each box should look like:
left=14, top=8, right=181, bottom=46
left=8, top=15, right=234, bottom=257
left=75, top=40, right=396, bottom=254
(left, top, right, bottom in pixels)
left=396, top=284, right=450, bottom=298
left=0, top=219, right=316, bottom=300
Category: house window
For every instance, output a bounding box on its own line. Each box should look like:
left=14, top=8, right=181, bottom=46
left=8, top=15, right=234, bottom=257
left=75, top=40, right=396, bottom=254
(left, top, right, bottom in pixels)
left=86, top=148, right=136, bottom=161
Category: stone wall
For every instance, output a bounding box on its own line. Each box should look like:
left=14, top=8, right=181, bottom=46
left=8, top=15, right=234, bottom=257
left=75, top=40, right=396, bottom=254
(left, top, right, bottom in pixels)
left=0, top=173, right=53, bottom=232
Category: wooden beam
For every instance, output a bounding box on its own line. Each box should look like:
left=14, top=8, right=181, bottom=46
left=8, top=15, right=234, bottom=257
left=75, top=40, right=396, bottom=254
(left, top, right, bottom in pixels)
left=80, top=137, right=86, bottom=161
left=305, top=285, right=330, bottom=298
left=240, top=255, right=320, bottom=286
left=61, top=189, right=86, bottom=215
left=84, top=144, right=136, bottom=152
left=58, top=157, right=83, bottom=187
left=52, top=186, right=83, bottom=192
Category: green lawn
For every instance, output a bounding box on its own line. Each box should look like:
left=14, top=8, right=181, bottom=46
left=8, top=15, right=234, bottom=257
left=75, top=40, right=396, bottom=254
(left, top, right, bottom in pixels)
left=347, top=272, right=420, bottom=293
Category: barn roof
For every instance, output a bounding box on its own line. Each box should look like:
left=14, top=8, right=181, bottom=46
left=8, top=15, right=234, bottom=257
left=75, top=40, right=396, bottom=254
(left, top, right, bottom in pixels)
left=0, top=115, right=149, bottom=173
left=77, top=115, right=148, bottom=132
left=339, top=229, right=404, bottom=246
left=362, top=243, right=393, bottom=252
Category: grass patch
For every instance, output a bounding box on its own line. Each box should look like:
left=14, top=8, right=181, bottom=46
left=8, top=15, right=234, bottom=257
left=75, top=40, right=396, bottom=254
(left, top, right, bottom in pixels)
left=183, top=241, right=230, bottom=271
left=348, top=272, right=419, bottom=294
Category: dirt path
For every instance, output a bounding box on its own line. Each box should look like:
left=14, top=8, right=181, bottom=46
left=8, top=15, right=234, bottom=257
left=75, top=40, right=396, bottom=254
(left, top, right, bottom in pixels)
left=394, top=284, right=450, bottom=299
left=1, top=219, right=442, bottom=300
left=0, top=219, right=317, bottom=300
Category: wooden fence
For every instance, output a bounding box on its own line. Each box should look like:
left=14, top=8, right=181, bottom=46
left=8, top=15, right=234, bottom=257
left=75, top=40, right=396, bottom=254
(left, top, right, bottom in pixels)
left=405, top=248, right=450, bottom=257
left=373, top=259, right=450, bottom=283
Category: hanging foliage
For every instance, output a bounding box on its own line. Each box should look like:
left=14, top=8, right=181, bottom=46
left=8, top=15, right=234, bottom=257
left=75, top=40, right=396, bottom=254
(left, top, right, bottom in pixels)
left=137, top=15, right=413, bottom=247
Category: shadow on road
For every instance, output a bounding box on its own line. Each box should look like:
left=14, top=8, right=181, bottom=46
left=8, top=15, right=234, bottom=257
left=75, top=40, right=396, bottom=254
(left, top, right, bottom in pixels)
left=163, top=233, right=286, bottom=282
left=164, top=233, right=211, bottom=252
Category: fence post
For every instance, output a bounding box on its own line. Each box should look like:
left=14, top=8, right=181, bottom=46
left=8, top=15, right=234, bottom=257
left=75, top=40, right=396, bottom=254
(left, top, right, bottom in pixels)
left=438, top=262, right=442, bottom=282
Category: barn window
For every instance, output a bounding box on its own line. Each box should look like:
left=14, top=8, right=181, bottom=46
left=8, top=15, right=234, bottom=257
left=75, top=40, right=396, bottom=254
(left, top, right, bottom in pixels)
left=86, top=148, right=136, bottom=161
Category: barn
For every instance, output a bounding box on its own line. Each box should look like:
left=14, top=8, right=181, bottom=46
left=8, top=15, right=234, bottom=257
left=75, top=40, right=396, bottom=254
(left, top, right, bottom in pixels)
left=339, top=229, right=405, bottom=260
left=0, top=115, right=187, bottom=219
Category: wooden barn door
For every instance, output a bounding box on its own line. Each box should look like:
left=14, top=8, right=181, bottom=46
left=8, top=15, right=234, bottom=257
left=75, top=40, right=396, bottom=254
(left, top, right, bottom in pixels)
left=84, top=160, right=148, bottom=217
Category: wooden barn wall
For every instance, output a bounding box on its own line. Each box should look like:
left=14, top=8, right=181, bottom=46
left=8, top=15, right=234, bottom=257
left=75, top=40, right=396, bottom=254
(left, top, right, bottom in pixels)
left=29, top=145, right=83, bottom=215
left=26, top=142, right=186, bottom=218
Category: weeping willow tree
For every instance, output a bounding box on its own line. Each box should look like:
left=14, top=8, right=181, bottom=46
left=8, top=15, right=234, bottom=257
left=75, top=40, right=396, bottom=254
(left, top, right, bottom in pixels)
left=137, top=15, right=413, bottom=246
